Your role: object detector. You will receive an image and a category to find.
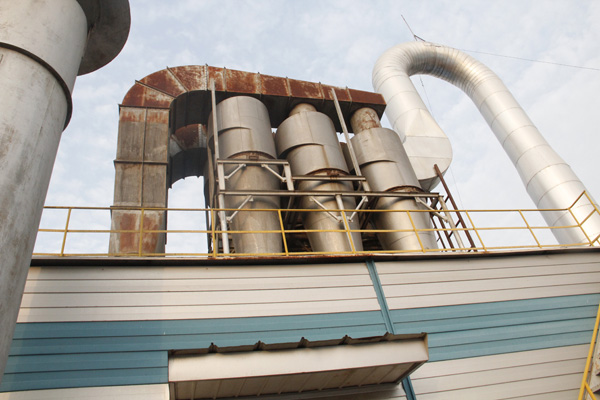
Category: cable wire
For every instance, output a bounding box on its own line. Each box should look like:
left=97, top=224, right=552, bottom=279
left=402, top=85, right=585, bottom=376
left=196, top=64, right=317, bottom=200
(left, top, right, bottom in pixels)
left=461, top=48, right=600, bottom=72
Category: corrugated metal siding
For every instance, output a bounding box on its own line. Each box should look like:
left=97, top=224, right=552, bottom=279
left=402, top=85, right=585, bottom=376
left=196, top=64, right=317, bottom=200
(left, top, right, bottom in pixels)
left=2, top=345, right=584, bottom=399
left=284, top=345, right=586, bottom=399
left=0, top=384, right=169, bottom=399
left=18, top=263, right=380, bottom=322
left=391, top=294, right=599, bottom=361
left=3, top=250, right=600, bottom=397
left=2, top=312, right=387, bottom=392
left=377, top=252, right=600, bottom=309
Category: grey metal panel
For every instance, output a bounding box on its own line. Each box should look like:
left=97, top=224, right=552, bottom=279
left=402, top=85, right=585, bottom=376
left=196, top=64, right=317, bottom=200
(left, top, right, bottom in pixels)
left=382, top=272, right=600, bottom=298
left=18, top=263, right=380, bottom=322
left=25, top=262, right=371, bottom=279
left=20, top=286, right=379, bottom=308
left=414, top=374, right=581, bottom=400
left=375, top=252, right=600, bottom=311
left=24, top=275, right=374, bottom=293
left=380, top=263, right=600, bottom=285
left=16, top=298, right=381, bottom=322
left=386, top=283, right=600, bottom=310
left=376, top=251, right=600, bottom=273
left=411, top=344, right=587, bottom=379
left=408, top=345, right=586, bottom=400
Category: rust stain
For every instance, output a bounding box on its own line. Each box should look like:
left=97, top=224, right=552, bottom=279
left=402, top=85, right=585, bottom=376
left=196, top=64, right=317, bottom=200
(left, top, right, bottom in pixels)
left=122, top=83, right=173, bottom=108
left=260, top=74, right=290, bottom=97
left=121, top=84, right=147, bottom=106
left=288, top=79, right=322, bottom=99
left=119, top=107, right=146, bottom=122
left=140, top=70, right=186, bottom=97
left=117, top=212, right=139, bottom=253
left=225, top=69, right=261, bottom=94
left=351, top=108, right=380, bottom=132
left=142, top=214, right=160, bottom=253
left=120, top=65, right=386, bottom=129
left=146, top=109, right=169, bottom=124
left=347, top=88, right=385, bottom=105
left=322, top=85, right=351, bottom=102
left=173, top=124, right=201, bottom=150
left=207, top=66, right=226, bottom=91
left=170, top=65, right=208, bottom=91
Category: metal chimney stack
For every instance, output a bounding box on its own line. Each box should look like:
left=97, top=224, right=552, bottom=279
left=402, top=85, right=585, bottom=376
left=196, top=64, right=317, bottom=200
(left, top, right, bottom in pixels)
left=0, top=0, right=131, bottom=381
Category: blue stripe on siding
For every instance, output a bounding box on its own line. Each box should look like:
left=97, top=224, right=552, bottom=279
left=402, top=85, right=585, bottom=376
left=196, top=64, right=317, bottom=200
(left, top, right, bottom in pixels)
left=2, top=294, right=598, bottom=393
left=389, top=294, right=599, bottom=362
left=12, top=311, right=387, bottom=339
left=2, top=310, right=387, bottom=392
left=5, top=352, right=166, bottom=374
left=1, top=368, right=166, bottom=392
left=366, top=259, right=395, bottom=333
left=389, top=294, right=600, bottom=321
left=432, top=331, right=592, bottom=362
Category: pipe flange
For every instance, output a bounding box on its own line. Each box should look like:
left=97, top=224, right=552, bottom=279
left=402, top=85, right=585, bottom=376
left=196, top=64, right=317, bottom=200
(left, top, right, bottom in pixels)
left=77, top=0, right=131, bottom=75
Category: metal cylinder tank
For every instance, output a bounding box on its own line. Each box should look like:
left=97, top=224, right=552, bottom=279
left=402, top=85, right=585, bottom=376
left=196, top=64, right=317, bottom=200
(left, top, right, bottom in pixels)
left=350, top=108, right=436, bottom=251
left=0, top=0, right=130, bottom=381
left=276, top=104, right=363, bottom=253
left=208, top=96, right=282, bottom=254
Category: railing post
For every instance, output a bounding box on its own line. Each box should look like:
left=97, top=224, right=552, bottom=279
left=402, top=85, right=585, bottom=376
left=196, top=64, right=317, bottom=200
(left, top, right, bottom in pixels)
left=138, top=208, right=145, bottom=257
left=277, top=209, right=289, bottom=256
left=59, top=208, right=72, bottom=257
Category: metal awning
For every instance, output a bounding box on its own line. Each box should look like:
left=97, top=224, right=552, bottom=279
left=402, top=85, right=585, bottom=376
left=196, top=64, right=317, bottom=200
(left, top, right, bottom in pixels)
left=168, top=333, right=428, bottom=399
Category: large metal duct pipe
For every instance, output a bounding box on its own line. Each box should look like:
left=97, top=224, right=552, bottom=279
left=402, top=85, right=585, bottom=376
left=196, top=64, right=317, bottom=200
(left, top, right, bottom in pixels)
left=276, top=104, right=363, bottom=253
left=208, top=96, right=282, bottom=254
left=373, top=41, right=600, bottom=245
left=350, top=108, right=436, bottom=251
left=0, top=0, right=130, bottom=380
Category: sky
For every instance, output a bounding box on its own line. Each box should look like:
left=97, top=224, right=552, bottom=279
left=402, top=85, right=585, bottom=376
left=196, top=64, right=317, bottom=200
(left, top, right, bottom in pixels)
left=36, top=0, right=600, bottom=253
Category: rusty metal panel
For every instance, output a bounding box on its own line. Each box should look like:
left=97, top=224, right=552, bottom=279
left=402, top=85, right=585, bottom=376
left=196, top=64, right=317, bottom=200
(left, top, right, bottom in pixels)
left=142, top=164, right=168, bottom=207
left=288, top=78, right=323, bottom=100
left=323, top=85, right=351, bottom=102
left=172, top=124, right=204, bottom=150
left=225, top=69, right=262, bottom=94
left=260, top=74, right=290, bottom=97
left=117, top=108, right=146, bottom=161
left=109, top=209, right=166, bottom=255
left=113, top=162, right=142, bottom=206
left=120, top=65, right=386, bottom=134
left=207, top=66, right=226, bottom=91
left=140, top=69, right=186, bottom=97
left=144, top=109, right=169, bottom=163
left=121, top=83, right=174, bottom=108
left=348, top=88, right=386, bottom=106
left=170, top=65, right=208, bottom=91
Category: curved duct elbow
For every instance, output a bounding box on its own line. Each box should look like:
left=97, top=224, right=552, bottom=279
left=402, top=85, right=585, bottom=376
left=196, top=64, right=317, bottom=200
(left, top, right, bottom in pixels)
left=373, top=41, right=600, bottom=245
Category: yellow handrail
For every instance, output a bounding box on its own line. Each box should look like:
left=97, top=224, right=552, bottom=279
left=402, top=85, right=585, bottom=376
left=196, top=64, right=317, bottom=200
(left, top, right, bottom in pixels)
left=579, top=302, right=600, bottom=400
left=33, top=191, right=600, bottom=258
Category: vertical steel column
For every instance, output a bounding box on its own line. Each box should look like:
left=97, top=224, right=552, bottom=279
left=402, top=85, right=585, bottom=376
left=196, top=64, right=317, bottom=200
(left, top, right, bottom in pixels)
left=210, top=79, right=230, bottom=254
left=0, top=0, right=130, bottom=380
